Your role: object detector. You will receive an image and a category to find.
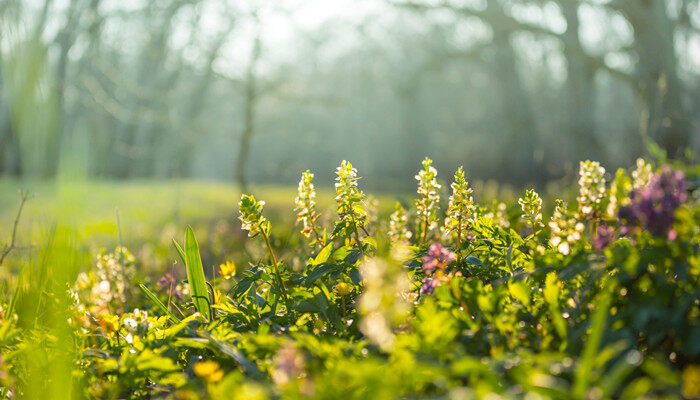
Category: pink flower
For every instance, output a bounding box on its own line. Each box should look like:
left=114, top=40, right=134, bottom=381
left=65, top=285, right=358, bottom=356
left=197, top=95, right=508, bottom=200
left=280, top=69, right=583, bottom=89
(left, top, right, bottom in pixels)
left=422, top=243, right=456, bottom=273
left=592, top=224, right=615, bottom=252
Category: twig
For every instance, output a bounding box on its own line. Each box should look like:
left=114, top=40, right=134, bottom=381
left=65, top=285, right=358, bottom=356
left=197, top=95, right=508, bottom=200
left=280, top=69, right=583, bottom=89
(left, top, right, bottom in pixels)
left=0, top=190, right=30, bottom=266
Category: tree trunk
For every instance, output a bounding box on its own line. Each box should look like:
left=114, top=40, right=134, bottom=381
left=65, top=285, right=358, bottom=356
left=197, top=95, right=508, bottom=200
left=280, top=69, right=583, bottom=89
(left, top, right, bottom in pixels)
left=561, top=1, right=601, bottom=161
left=490, top=27, right=539, bottom=182
left=624, top=0, right=692, bottom=157
left=235, top=33, right=261, bottom=193
left=48, top=0, right=81, bottom=177
left=0, top=58, right=22, bottom=176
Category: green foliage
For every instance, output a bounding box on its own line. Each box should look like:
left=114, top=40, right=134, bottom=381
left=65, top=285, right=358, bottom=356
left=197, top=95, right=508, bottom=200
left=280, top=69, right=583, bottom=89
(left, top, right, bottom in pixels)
left=0, top=158, right=698, bottom=399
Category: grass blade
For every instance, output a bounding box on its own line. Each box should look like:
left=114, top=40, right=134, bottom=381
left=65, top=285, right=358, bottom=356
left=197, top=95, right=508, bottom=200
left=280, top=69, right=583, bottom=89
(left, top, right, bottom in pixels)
left=172, top=239, right=186, bottom=265
left=184, top=226, right=211, bottom=320
left=573, top=280, right=612, bottom=397
left=139, top=283, right=181, bottom=324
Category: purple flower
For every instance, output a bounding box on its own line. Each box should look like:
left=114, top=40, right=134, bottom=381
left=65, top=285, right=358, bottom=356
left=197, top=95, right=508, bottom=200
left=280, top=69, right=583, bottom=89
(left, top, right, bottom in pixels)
left=420, top=276, right=440, bottom=295
left=592, top=224, right=615, bottom=252
left=619, top=165, right=687, bottom=237
left=422, top=243, right=456, bottom=273
left=157, top=273, right=181, bottom=299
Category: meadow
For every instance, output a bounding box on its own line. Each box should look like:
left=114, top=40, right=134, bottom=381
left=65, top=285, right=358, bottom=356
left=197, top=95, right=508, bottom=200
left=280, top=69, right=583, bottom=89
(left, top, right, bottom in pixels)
left=0, top=157, right=698, bottom=399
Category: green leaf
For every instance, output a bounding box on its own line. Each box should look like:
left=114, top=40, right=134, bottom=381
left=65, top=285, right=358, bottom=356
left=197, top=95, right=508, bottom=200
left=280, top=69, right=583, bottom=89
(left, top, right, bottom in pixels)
left=465, top=256, right=482, bottom=266
left=304, top=264, right=336, bottom=286
left=348, top=268, right=362, bottom=284
left=312, top=243, right=334, bottom=266
left=139, top=283, right=181, bottom=324
left=544, top=272, right=567, bottom=344
left=505, top=243, right=514, bottom=270
left=183, top=226, right=211, bottom=320
left=508, top=281, right=530, bottom=306
left=172, top=239, right=186, bottom=265
left=362, top=237, right=377, bottom=249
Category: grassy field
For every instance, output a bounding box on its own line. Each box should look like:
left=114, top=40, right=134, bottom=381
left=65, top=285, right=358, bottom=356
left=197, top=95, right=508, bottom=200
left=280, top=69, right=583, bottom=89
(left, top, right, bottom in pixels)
left=0, top=179, right=402, bottom=276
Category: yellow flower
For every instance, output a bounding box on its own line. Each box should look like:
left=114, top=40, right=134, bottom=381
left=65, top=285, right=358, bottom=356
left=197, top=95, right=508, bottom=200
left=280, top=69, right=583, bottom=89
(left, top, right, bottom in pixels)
left=219, top=261, right=236, bottom=279
left=683, top=365, right=700, bottom=399
left=213, top=289, right=223, bottom=305
left=334, top=282, right=353, bottom=296
left=98, top=314, right=120, bottom=337
left=193, top=360, right=224, bottom=383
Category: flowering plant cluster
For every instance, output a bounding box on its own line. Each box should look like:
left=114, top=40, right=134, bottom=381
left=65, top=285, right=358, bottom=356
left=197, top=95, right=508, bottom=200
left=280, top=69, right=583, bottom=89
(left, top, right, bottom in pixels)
left=443, top=166, right=475, bottom=251
left=577, top=160, right=607, bottom=217
left=294, top=170, right=318, bottom=240
left=238, top=194, right=270, bottom=237
left=333, top=160, right=367, bottom=241
left=0, top=157, right=697, bottom=400
left=518, top=188, right=543, bottom=229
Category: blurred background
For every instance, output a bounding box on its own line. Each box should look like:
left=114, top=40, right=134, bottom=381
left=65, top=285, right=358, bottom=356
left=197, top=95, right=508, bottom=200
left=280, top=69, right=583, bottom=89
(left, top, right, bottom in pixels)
left=0, top=0, right=698, bottom=191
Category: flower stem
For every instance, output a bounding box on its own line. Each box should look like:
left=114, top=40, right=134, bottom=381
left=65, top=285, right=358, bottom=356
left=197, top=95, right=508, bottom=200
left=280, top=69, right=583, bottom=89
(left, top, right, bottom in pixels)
left=260, top=224, right=289, bottom=305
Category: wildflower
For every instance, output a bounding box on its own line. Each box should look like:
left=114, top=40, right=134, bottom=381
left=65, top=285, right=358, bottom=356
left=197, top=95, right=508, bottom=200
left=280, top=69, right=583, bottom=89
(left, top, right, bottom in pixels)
left=548, top=200, right=584, bottom=255
left=518, top=189, right=543, bottom=229
left=122, top=308, right=151, bottom=335
left=682, top=365, right=700, bottom=399
left=388, top=202, right=412, bottom=243
left=631, top=158, right=652, bottom=189
left=415, top=158, right=441, bottom=241
left=619, top=165, right=687, bottom=237
left=272, top=344, right=306, bottom=386
left=443, top=166, right=475, bottom=245
left=193, top=360, right=224, bottom=383
left=157, top=273, right=181, bottom=299
left=294, top=170, right=318, bottom=238
left=422, top=243, right=456, bottom=273
left=238, top=194, right=270, bottom=237
left=219, top=261, right=236, bottom=279
left=333, top=282, right=353, bottom=297
left=577, top=160, right=606, bottom=217
left=420, top=276, right=440, bottom=295
left=334, top=160, right=367, bottom=237
left=592, top=224, right=615, bottom=252
left=123, top=317, right=138, bottom=332
left=97, top=314, right=119, bottom=337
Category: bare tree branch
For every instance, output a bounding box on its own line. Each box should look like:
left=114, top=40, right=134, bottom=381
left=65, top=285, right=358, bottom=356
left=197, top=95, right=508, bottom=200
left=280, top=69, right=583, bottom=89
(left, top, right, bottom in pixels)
left=0, top=190, right=30, bottom=266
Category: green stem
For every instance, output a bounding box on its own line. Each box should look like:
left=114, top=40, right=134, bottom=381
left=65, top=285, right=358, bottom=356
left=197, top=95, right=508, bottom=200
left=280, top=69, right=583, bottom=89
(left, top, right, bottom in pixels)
left=421, top=215, right=429, bottom=244
left=350, top=213, right=364, bottom=257
left=260, top=225, right=289, bottom=304
left=456, top=215, right=463, bottom=263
